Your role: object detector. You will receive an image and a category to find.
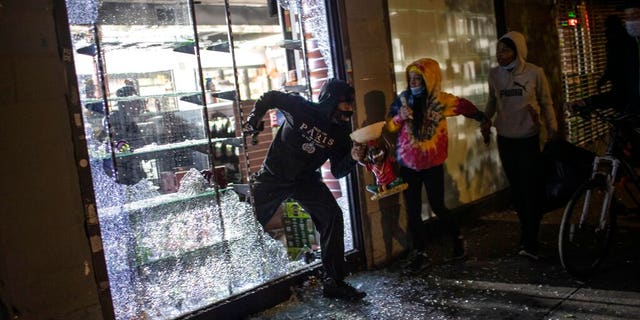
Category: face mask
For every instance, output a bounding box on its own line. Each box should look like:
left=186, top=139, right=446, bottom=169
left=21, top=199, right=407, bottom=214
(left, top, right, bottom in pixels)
left=340, top=110, right=353, bottom=119
left=625, top=20, right=640, bottom=38
left=410, top=86, right=425, bottom=95
left=501, top=59, right=517, bottom=70
left=332, top=110, right=353, bottom=123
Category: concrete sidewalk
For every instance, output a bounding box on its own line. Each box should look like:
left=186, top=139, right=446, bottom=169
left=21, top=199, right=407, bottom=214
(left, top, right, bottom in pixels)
left=248, top=208, right=640, bottom=320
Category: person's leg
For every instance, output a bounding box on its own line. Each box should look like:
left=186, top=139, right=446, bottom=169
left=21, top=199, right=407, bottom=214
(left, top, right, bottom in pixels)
left=292, top=178, right=346, bottom=282
left=250, top=171, right=293, bottom=226
left=499, top=135, right=543, bottom=256
left=422, top=165, right=458, bottom=238
left=497, top=136, right=528, bottom=246
left=422, top=165, right=464, bottom=258
left=400, top=166, right=426, bottom=252
left=497, top=135, right=525, bottom=211
left=518, top=135, right=544, bottom=254
left=292, top=178, right=365, bottom=300
left=399, top=166, right=432, bottom=273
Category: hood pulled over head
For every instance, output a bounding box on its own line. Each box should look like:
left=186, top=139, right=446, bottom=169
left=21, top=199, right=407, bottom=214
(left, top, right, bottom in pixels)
left=405, top=58, right=442, bottom=96
left=318, top=78, right=355, bottom=105
left=499, top=31, right=528, bottom=71
left=318, top=79, right=355, bottom=123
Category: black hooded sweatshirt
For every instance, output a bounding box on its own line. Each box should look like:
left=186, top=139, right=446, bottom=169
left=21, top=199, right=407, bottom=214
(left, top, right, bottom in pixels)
left=250, top=79, right=356, bottom=182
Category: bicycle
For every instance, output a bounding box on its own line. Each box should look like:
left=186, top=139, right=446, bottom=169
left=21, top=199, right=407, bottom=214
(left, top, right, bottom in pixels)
left=558, top=108, right=640, bottom=279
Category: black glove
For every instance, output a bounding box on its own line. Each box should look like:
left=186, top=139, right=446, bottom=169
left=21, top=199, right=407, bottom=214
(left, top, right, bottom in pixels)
left=244, top=112, right=265, bottom=133
left=244, top=112, right=264, bottom=146
left=472, top=110, right=487, bottom=123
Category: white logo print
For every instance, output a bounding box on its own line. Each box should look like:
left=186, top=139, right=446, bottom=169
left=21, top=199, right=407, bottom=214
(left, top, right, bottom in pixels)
left=302, top=142, right=316, bottom=154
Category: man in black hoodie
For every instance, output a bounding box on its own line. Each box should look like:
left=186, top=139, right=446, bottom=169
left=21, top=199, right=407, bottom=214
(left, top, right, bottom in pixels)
left=245, top=79, right=366, bottom=301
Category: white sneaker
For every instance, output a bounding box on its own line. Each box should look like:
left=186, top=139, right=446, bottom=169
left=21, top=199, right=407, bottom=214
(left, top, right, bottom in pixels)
left=518, top=249, right=539, bottom=260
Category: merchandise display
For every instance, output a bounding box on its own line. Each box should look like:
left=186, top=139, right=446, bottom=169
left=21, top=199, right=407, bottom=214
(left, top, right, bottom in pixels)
left=351, top=122, right=408, bottom=200
left=283, top=200, right=320, bottom=260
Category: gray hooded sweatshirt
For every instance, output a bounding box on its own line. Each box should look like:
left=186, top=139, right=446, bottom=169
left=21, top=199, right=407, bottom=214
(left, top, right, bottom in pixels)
left=485, top=31, right=558, bottom=139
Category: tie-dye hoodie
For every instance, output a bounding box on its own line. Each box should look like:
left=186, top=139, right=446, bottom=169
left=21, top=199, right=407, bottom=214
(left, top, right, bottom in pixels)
left=387, top=58, right=485, bottom=170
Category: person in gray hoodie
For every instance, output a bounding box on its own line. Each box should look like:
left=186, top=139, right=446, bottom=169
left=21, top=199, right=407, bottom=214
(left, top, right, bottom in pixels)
left=483, top=31, right=558, bottom=260
left=245, top=78, right=366, bottom=301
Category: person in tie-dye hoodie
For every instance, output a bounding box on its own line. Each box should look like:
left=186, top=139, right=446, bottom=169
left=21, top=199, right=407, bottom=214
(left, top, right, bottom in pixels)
left=387, top=58, right=489, bottom=274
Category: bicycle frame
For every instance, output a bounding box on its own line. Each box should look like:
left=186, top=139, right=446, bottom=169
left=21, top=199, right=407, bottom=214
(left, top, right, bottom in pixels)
left=558, top=108, right=639, bottom=278
left=578, top=113, right=640, bottom=230
left=580, top=155, right=620, bottom=230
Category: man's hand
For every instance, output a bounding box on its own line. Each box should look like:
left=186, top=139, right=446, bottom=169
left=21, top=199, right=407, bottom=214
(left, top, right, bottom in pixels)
left=480, top=119, right=492, bottom=145
left=399, top=105, right=413, bottom=120
left=243, top=112, right=264, bottom=145
left=546, top=121, right=563, bottom=141
left=547, top=130, right=561, bottom=142
left=351, top=143, right=366, bottom=162
left=564, top=99, right=587, bottom=114
left=244, top=112, right=264, bottom=133
left=525, top=104, right=541, bottom=129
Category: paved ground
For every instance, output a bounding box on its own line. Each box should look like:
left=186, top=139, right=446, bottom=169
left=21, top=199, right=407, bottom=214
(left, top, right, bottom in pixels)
left=248, top=208, right=640, bottom=320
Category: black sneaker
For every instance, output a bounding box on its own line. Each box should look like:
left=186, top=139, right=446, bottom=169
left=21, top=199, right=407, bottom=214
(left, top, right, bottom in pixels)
left=452, top=238, right=466, bottom=260
left=405, top=251, right=431, bottom=274
left=322, top=278, right=366, bottom=301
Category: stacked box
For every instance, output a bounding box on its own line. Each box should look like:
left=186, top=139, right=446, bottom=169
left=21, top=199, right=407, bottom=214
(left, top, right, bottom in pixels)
left=282, top=200, right=318, bottom=259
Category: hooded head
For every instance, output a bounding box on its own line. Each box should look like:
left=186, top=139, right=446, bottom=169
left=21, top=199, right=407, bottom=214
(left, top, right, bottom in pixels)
left=318, top=78, right=355, bottom=123
left=404, top=58, right=444, bottom=138
left=498, top=31, right=527, bottom=71
left=622, top=0, right=640, bottom=37
left=405, top=58, right=442, bottom=96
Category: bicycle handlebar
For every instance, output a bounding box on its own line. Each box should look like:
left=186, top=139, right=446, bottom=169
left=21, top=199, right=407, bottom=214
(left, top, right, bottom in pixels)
left=573, top=102, right=639, bottom=128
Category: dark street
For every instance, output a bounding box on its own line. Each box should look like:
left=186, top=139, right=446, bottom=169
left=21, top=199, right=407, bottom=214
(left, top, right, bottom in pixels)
left=249, top=208, right=640, bottom=319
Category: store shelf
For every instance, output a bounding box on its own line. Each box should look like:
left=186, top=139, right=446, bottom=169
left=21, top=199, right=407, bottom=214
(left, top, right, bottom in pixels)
left=122, top=137, right=239, bottom=158
left=89, top=136, right=241, bottom=161
left=99, top=188, right=224, bottom=218
left=97, top=186, right=244, bottom=268
left=81, top=91, right=201, bottom=104
left=81, top=92, right=237, bottom=109
left=278, top=39, right=302, bottom=50
left=135, top=235, right=243, bottom=267
left=281, top=85, right=308, bottom=93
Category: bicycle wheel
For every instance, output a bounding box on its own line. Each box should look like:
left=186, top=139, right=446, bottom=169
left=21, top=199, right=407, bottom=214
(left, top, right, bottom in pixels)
left=558, top=174, right=617, bottom=278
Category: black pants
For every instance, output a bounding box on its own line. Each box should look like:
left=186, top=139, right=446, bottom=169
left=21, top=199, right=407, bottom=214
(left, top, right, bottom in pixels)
left=400, top=164, right=460, bottom=252
left=497, top=135, right=543, bottom=252
left=251, top=170, right=346, bottom=282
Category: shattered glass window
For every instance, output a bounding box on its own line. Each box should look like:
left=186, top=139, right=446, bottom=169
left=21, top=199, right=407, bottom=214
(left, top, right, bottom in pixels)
left=65, top=0, right=354, bottom=318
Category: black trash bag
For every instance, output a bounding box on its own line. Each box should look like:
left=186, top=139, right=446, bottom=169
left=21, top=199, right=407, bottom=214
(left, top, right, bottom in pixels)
left=542, top=140, right=595, bottom=212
